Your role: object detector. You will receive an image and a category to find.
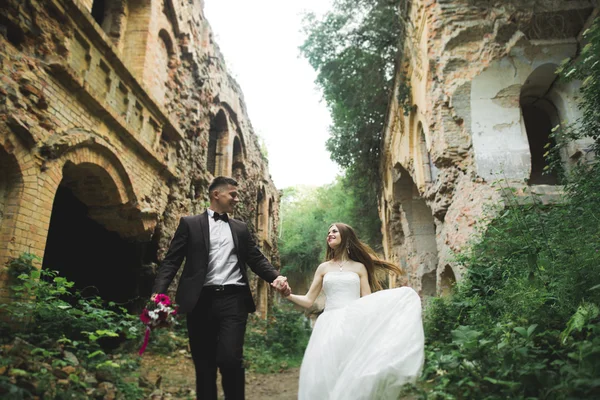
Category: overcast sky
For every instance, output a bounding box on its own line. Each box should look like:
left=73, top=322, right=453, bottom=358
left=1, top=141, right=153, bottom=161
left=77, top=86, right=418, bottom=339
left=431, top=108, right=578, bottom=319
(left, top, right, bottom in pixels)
left=204, top=0, right=340, bottom=189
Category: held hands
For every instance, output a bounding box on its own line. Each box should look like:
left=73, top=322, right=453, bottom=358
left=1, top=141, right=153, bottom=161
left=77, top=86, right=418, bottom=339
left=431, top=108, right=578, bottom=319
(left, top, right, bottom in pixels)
left=271, top=276, right=291, bottom=297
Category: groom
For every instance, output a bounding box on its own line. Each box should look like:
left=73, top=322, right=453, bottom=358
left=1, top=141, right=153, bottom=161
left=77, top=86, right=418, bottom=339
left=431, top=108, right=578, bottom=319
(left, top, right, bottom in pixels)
left=151, top=176, right=290, bottom=400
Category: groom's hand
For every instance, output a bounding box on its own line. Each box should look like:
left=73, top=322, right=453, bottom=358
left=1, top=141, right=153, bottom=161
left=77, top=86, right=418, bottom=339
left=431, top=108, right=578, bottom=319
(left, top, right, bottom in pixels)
left=271, top=276, right=291, bottom=297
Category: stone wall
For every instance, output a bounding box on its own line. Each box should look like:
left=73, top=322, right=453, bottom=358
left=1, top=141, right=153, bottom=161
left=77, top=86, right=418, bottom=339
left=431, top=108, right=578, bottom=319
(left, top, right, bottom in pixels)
left=0, top=0, right=279, bottom=318
left=380, top=0, right=598, bottom=297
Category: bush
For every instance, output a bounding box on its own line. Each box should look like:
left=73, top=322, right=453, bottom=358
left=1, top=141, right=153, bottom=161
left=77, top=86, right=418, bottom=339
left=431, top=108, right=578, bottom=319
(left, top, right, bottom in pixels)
left=404, top=17, right=600, bottom=399
left=0, top=259, right=148, bottom=399
left=409, top=158, right=600, bottom=399
left=244, top=303, right=312, bottom=373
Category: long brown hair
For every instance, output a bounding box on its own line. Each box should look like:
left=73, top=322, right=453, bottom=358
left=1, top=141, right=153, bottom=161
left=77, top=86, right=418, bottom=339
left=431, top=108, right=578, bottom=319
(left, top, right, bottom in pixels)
left=325, top=223, right=403, bottom=292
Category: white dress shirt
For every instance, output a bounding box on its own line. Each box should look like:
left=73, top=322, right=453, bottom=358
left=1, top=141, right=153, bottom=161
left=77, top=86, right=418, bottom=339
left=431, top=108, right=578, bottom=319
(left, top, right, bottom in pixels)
left=204, top=209, right=245, bottom=286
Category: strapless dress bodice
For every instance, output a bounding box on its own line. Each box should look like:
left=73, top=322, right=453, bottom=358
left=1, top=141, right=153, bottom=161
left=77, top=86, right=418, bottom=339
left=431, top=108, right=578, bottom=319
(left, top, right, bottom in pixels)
left=323, top=271, right=360, bottom=312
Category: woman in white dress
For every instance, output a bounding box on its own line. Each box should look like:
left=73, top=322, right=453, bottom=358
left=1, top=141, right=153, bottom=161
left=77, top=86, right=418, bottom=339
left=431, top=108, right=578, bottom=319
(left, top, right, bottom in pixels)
left=282, top=222, right=425, bottom=400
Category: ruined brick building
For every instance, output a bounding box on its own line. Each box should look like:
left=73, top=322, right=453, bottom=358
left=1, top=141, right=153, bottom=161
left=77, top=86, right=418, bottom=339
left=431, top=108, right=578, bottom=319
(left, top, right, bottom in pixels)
left=380, top=0, right=598, bottom=297
left=0, top=0, right=280, bottom=317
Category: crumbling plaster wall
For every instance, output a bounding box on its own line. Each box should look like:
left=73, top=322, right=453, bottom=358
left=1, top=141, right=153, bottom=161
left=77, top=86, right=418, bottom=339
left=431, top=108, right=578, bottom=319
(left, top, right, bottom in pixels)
left=0, top=0, right=279, bottom=315
left=380, top=0, right=598, bottom=296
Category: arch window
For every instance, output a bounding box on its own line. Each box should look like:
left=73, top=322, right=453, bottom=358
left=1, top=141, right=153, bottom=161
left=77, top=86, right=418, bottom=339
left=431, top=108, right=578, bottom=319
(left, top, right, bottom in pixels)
left=255, top=187, right=266, bottom=239
left=268, top=198, right=274, bottom=243
left=207, top=110, right=229, bottom=176
left=232, top=135, right=245, bottom=178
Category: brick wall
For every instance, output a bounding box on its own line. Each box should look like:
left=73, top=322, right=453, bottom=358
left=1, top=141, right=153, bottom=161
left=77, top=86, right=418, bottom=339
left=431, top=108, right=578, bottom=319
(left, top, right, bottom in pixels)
left=0, top=0, right=280, bottom=317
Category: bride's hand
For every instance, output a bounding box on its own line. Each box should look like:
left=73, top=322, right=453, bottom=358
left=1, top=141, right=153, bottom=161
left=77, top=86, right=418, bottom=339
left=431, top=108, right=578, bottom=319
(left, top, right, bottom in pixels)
left=271, top=277, right=291, bottom=296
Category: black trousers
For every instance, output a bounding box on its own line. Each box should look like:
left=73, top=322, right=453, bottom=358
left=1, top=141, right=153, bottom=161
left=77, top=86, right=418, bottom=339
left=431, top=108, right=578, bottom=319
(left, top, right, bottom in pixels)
left=187, top=289, right=248, bottom=400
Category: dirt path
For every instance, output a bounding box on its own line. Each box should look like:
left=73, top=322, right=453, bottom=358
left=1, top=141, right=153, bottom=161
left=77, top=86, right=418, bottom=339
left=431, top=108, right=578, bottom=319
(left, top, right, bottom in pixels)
left=139, top=352, right=299, bottom=399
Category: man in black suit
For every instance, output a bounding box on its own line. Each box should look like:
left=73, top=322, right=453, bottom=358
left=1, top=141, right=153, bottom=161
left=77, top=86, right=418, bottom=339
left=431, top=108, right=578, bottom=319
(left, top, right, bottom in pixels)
left=152, top=176, right=290, bottom=400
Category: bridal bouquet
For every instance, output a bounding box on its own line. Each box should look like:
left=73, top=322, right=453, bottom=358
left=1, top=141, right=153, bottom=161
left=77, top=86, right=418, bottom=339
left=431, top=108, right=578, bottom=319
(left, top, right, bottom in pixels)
left=138, top=294, right=178, bottom=355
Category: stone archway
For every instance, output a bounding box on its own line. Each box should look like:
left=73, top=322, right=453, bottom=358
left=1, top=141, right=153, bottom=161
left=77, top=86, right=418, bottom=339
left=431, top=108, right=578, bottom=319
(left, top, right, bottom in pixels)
left=0, top=145, right=24, bottom=282
left=439, top=264, right=457, bottom=296
left=207, top=110, right=229, bottom=176
left=520, top=63, right=562, bottom=185
left=392, top=163, right=439, bottom=296
left=40, top=143, right=154, bottom=304
left=232, top=135, right=245, bottom=179
left=470, top=41, right=581, bottom=182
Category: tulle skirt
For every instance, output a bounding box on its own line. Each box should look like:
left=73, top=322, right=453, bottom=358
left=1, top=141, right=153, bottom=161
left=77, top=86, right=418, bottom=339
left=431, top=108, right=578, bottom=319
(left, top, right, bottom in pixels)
left=298, top=287, right=425, bottom=400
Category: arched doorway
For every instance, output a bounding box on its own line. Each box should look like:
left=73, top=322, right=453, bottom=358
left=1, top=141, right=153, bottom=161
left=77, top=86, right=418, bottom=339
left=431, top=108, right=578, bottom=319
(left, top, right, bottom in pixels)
left=0, top=147, right=23, bottom=268
left=42, top=162, right=150, bottom=304
left=439, top=265, right=457, bottom=296
left=520, top=63, right=562, bottom=185
left=392, top=163, right=438, bottom=296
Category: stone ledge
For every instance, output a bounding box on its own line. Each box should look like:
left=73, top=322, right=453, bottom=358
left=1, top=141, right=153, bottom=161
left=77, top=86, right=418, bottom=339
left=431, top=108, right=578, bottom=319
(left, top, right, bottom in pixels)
left=52, top=0, right=185, bottom=144
left=498, top=183, right=565, bottom=206
left=44, top=58, right=178, bottom=179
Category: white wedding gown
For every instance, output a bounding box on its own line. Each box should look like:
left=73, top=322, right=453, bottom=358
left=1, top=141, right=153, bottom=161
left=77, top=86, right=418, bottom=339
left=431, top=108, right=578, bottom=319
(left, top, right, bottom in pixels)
left=298, top=271, right=425, bottom=400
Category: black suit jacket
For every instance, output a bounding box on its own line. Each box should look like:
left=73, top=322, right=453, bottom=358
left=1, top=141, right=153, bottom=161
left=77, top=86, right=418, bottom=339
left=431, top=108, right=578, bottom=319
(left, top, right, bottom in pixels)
left=152, top=212, right=280, bottom=314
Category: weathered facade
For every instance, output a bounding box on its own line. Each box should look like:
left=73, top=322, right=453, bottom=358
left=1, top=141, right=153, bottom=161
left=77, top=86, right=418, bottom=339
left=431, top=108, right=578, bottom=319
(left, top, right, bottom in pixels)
left=380, top=0, right=598, bottom=297
left=0, top=0, right=280, bottom=317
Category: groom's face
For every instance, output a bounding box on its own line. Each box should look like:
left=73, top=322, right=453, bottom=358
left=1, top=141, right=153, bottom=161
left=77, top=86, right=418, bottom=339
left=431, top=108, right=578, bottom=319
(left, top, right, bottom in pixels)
left=214, top=184, right=240, bottom=213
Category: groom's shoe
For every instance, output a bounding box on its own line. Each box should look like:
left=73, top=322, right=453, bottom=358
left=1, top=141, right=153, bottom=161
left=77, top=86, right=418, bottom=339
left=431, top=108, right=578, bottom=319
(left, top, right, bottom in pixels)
left=221, top=367, right=245, bottom=400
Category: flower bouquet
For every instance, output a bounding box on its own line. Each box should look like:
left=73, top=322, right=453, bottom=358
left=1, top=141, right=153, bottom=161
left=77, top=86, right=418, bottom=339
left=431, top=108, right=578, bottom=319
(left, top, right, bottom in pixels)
left=138, top=294, right=178, bottom=355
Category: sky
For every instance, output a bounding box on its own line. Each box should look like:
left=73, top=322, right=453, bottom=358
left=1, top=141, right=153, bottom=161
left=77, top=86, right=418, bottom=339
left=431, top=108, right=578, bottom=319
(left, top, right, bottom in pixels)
left=204, top=0, right=341, bottom=189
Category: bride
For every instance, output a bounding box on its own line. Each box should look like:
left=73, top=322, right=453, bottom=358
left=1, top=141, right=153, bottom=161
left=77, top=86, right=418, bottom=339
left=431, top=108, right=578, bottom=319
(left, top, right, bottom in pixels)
left=279, top=222, right=424, bottom=400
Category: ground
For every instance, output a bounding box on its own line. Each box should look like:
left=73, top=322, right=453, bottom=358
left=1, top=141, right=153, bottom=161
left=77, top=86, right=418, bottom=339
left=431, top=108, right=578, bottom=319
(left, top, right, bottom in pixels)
left=139, top=352, right=299, bottom=400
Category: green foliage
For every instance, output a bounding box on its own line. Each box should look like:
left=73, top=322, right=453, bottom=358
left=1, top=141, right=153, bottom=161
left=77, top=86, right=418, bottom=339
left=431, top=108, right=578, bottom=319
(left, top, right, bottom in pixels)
left=557, top=18, right=600, bottom=146
left=300, top=0, right=408, bottom=244
left=0, top=258, right=149, bottom=399
left=406, top=159, right=600, bottom=399
left=144, top=329, right=188, bottom=355
left=408, top=22, right=600, bottom=397
left=5, top=252, right=38, bottom=282
left=244, top=304, right=311, bottom=373
left=279, top=177, right=381, bottom=279
left=2, top=266, right=141, bottom=351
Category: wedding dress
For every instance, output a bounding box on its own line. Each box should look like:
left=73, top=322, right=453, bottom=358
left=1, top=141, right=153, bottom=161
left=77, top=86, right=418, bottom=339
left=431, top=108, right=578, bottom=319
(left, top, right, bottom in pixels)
left=298, top=271, right=424, bottom=400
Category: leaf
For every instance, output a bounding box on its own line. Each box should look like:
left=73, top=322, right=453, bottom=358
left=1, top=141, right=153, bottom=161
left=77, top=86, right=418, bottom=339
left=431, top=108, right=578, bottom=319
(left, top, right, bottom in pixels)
left=514, top=327, right=528, bottom=338
left=87, top=350, right=105, bottom=359
left=527, top=324, right=538, bottom=337
left=526, top=253, right=538, bottom=270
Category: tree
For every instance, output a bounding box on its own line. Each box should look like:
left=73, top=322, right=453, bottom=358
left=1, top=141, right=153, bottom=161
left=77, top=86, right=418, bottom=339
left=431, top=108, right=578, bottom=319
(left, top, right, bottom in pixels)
left=279, top=177, right=380, bottom=281
left=300, top=0, right=408, bottom=245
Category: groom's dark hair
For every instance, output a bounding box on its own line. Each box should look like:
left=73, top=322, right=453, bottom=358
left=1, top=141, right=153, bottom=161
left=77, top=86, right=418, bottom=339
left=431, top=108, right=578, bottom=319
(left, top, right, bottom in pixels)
left=208, top=176, right=238, bottom=193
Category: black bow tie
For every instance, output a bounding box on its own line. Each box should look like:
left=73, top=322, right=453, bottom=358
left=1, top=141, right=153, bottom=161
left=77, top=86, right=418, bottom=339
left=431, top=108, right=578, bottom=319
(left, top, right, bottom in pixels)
left=213, top=212, right=229, bottom=222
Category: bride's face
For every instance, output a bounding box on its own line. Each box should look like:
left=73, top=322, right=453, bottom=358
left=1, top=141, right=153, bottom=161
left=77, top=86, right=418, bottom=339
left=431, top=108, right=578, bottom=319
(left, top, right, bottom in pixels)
left=327, top=225, right=342, bottom=249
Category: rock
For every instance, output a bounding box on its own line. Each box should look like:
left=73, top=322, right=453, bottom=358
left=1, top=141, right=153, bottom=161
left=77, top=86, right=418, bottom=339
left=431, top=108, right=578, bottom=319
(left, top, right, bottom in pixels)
left=63, top=350, right=79, bottom=366
left=84, top=372, right=98, bottom=386
left=95, top=366, right=119, bottom=383
left=61, top=365, right=76, bottom=375
left=138, top=375, right=153, bottom=388
left=52, top=368, right=68, bottom=379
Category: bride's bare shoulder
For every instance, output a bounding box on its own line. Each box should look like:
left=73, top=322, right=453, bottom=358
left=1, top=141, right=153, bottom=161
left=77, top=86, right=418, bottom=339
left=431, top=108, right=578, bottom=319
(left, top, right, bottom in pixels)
left=351, top=261, right=368, bottom=275
left=316, top=262, right=331, bottom=275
